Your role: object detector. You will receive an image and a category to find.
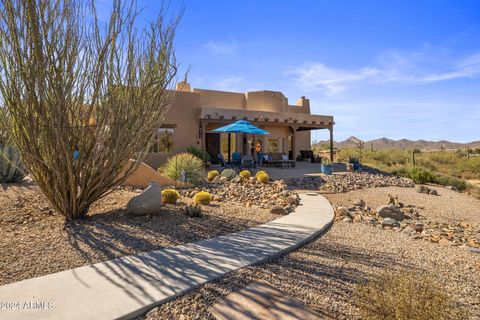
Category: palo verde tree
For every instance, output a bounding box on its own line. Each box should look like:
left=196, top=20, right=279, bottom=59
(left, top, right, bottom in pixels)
left=0, top=0, right=180, bottom=219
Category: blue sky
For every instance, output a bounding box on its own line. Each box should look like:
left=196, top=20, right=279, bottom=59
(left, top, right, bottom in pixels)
left=99, top=0, right=480, bottom=142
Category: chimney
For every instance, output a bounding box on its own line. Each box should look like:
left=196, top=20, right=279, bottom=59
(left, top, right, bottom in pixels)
left=176, top=81, right=191, bottom=92
left=296, top=96, right=310, bottom=112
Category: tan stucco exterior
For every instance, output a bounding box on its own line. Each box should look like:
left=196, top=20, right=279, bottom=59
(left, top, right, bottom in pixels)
left=145, top=81, right=334, bottom=169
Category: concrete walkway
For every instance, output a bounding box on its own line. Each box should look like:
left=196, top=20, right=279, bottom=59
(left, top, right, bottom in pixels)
left=0, top=193, right=334, bottom=320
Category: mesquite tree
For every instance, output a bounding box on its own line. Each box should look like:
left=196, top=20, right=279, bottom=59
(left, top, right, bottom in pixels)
left=0, top=0, right=180, bottom=219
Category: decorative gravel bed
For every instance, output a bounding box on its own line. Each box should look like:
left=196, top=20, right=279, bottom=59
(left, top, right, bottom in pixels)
left=141, top=187, right=480, bottom=320
left=0, top=181, right=289, bottom=286
left=284, top=172, right=414, bottom=192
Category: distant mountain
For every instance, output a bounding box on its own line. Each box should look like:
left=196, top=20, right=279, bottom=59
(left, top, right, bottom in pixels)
left=313, top=136, right=480, bottom=151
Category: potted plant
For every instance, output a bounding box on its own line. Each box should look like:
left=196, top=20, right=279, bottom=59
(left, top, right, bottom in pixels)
left=320, top=158, right=333, bottom=174
left=348, top=156, right=361, bottom=171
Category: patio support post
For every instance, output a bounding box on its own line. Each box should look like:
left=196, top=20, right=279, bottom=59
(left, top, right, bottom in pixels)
left=291, top=126, right=297, bottom=161
left=329, top=126, right=334, bottom=163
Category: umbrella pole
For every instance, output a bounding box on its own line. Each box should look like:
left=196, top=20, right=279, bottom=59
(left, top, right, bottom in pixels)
left=228, top=133, right=231, bottom=163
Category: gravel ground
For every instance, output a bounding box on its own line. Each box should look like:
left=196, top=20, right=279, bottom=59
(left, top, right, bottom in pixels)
left=0, top=182, right=279, bottom=286
left=324, top=185, right=480, bottom=225
left=143, top=188, right=480, bottom=320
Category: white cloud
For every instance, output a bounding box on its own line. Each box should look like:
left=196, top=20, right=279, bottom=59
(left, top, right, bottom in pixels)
left=203, top=39, right=237, bottom=55
left=288, top=48, right=480, bottom=95
left=214, top=76, right=243, bottom=92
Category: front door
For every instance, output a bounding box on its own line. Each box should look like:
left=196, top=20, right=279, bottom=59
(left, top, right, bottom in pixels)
left=206, top=133, right=221, bottom=164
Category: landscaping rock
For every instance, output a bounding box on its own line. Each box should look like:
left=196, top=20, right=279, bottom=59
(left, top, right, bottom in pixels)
left=353, top=199, right=365, bottom=208
left=415, top=185, right=430, bottom=194
left=377, top=205, right=404, bottom=221
left=231, top=176, right=242, bottom=183
left=270, top=206, right=288, bottom=215
left=127, top=182, right=162, bottom=215
left=382, top=217, right=400, bottom=227
left=335, top=206, right=352, bottom=220
left=219, top=177, right=228, bottom=183
left=220, top=169, right=237, bottom=181
left=183, top=204, right=202, bottom=217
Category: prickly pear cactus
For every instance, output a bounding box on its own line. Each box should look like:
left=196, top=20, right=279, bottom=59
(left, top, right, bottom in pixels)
left=0, top=145, right=26, bottom=183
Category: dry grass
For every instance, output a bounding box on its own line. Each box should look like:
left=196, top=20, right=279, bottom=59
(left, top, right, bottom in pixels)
left=353, top=271, right=468, bottom=320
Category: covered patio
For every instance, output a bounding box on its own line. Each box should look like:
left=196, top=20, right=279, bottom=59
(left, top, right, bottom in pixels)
left=198, top=106, right=335, bottom=165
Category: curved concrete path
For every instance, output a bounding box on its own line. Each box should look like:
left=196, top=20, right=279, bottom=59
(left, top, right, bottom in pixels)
left=0, top=193, right=334, bottom=320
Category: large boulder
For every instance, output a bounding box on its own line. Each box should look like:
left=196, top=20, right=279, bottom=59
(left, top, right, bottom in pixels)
left=377, top=205, right=404, bottom=221
left=382, top=217, right=400, bottom=227
left=127, top=182, right=162, bottom=215
left=415, top=184, right=430, bottom=194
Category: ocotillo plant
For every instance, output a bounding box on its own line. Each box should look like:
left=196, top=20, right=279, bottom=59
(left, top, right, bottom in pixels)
left=0, top=0, right=181, bottom=219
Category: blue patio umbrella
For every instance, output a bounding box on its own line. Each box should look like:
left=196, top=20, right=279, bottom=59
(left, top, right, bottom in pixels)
left=212, top=120, right=269, bottom=163
left=212, top=120, right=269, bottom=135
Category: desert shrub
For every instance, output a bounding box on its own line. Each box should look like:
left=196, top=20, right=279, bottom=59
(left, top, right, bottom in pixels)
left=390, top=167, right=409, bottom=178
left=467, top=184, right=480, bottom=200
left=160, top=153, right=205, bottom=184
left=187, top=146, right=211, bottom=162
left=193, top=191, right=211, bottom=205
left=434, top=175, right=467, bottom=191
left=221, top=168, right=236, bottom=181
left=239, top=170, right=251, bottom=180
left=407, top=167, right=436, bottom=184
left=161, top=189, right=179, bottom=204
left=354, top=271, right=467, bottom=320
left=255, top=170, right=267, bottom=178
left=0, top=0, right=180, bottom=219
left=256, top=172, right=269, bottom=184
left=337, top=147, right=361, bottom=162
left=207, top=170, right=219, bottom=181
left=0, top=145, right=26, bottom=183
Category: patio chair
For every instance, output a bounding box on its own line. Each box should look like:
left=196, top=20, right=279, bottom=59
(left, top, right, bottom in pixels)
left=231, top=152, right=242, bottom=167
left=217, top=153, right=228, bottom=167
left=241, top=154, right=254, bottom=169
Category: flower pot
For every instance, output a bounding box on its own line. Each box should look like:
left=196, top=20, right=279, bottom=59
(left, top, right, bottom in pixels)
left=321, top=164, right=332, bottom=175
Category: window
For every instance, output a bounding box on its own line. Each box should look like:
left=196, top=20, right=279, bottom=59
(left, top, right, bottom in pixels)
left=150, top=128, right=174, bottom=153
left=267, top=138, right=279, bottom=153
left=220, top=133, right=236, bottom=160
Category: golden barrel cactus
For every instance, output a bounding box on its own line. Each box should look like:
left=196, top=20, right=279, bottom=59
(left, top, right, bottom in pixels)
left=239, top=170, right=251, bottom=180
left=255, top=170, right=267, bottom=178
left=162, top=188, right=179, bottom=204
left=193, top=191, right=212, bottom=205
left=256, top=172, right=269, bottom=184
left=207, top=170, right=219, bottom=181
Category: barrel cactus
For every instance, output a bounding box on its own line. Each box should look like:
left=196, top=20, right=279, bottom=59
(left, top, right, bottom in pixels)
left=221, top=168, right=236, bottom=181
left=0, top=145, right=25, bottom=183
left=193, top=191, right=212, bottom=205
left=255, top=170, right=267, bottom=178
left=256, top=172, right=269, bottom=184
left=207, top=170, right=219, bottom=182
left=161, top=188, right=179, bottom=204
left=239, top=170, right=251, bottom=180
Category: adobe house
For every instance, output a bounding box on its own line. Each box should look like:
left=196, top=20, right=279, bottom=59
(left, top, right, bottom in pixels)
left=145, top=81, right=334, bottom=169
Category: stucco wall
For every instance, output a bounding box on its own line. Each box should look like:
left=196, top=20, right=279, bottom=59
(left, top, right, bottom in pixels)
left=245, top=91, right=288, bottom=113
left=194, top=89, right=246, bottom=109
left=296, top=130, right=312, bottom=154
